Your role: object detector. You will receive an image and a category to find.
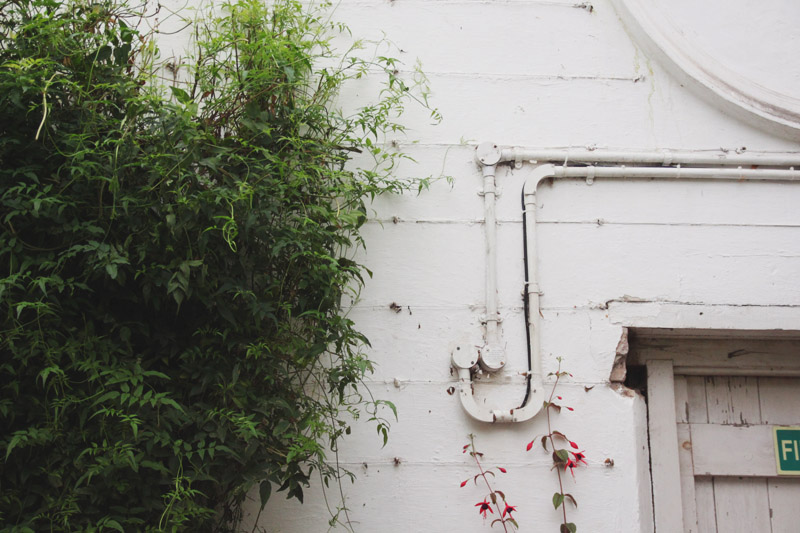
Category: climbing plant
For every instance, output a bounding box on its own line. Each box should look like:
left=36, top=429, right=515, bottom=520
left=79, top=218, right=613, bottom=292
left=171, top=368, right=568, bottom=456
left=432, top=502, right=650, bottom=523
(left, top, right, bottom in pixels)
left=0, top=0, right=438, bottom=529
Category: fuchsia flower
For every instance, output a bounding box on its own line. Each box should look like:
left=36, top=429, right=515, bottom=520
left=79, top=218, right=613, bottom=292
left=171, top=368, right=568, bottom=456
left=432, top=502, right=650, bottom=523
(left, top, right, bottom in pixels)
left=502, top=503, right=517, bottom=517
left=565, top=458, right=577, bottom=478
left=569, top=440, right=579, bottom=449
left=460, top=479, right=469, bottom=487
left=571, top=450, right=587, bottom=466
left=497, top=467, right=507, bottom=473
left=476, top=500, right=493, bottom=518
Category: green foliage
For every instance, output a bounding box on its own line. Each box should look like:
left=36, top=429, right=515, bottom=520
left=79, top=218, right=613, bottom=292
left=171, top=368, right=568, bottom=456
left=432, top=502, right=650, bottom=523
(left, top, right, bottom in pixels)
left=0, top=0, right=436, bottom=529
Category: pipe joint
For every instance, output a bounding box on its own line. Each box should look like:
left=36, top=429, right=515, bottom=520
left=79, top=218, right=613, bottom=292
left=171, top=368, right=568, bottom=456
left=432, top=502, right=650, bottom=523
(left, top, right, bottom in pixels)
left=479, top=344, right=506, bottom=372
left=476, top=142, right=503, bottom=167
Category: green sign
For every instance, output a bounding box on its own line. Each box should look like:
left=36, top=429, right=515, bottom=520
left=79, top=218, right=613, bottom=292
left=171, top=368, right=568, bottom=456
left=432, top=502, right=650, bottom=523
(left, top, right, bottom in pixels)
left=774, top=427, right=800, bottom=475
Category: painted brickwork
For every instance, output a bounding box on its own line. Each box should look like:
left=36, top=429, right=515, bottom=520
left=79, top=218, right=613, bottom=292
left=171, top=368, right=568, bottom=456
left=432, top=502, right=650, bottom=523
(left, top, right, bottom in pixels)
left=234, top=1, right=800, bottom=530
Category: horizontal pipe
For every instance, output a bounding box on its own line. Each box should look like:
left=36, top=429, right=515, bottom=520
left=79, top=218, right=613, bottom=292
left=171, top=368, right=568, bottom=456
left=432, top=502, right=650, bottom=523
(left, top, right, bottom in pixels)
left=502, top=147, right=800, bottom=168
left=523, top=164, right=800, bottom=197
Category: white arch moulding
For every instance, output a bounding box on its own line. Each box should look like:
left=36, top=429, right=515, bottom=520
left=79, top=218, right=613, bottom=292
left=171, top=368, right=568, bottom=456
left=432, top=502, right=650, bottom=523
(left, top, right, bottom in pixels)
left=609, top=0, right=800, bottom=140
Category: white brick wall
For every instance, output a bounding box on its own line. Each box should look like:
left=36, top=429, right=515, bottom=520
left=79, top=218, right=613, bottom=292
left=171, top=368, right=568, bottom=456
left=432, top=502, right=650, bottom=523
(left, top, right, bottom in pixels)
left=242, top=1, right=800, bottom=530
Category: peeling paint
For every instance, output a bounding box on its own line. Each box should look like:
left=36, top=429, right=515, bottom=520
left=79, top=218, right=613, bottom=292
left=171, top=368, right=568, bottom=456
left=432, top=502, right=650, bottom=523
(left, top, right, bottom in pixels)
left=610, top=327, right=629, bottom=383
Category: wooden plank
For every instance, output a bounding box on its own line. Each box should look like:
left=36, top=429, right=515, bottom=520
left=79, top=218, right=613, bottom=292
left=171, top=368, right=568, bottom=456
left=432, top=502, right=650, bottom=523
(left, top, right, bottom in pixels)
left=693, top=477, right=717, bottom=533
left=729, top=376, right=761, bottom=425
left=675, top=367, right=800, bottom=377
left=686, top=376, right=708, bottom=424
left=631, top=338, right=800, bottom=375
left=689, top=424, right=777, bottom=477
left=768, top=478, right=800, bottom=531
left=759, top=377, right=800, bottom=425
left=675, top=375, right=689, bottom=423
left=713, top=477, right=771, bottom=532
left=633, top=329, right=800, bottom=340
left=646, top=360, right=685, bottom=532
left=705, top=376, right=735, bottom=424
left=677, top=423, right=698, bottom=533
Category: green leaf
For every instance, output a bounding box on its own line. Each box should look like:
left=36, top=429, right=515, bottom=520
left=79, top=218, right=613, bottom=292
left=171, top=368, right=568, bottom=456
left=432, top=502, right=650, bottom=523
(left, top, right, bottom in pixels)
left=96, top=45, right=112, bottom=62
left=91, top=391, right=120, bottom=406
left=382, top=400, right=398, bottom=420
left=259, top=480, right=272, bottom=507
left=553, top=492, right=564, bottom=510
left=5, top=433, right=25, bottom=459
left=102, top=519, right=124, bottom=532
left=170, top=86, right=193, bottom=105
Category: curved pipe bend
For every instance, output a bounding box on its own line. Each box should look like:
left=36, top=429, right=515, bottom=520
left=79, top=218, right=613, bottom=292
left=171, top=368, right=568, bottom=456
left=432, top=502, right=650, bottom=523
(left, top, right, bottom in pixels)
left=458, top=144, right=800, bottom=424
left=454, top=162, right=555, bottom=424
left=456, top=368, right=544, bottom=423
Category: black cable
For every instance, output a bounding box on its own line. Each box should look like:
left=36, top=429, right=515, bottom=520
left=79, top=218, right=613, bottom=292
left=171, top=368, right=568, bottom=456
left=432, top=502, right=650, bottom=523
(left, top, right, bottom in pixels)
left=519, top=185, right=534, bottom=408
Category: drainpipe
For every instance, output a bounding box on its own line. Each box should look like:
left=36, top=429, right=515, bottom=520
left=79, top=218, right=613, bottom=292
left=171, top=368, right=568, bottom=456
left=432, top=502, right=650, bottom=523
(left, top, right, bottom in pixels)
left=453, top=143, right=800, bottom=424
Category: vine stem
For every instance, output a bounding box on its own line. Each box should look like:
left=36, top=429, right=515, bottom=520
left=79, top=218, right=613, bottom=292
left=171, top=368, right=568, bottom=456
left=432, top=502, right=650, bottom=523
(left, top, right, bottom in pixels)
left=546, top=367, right=569, bottom=528
left=468, top=434, right=510, bottom=532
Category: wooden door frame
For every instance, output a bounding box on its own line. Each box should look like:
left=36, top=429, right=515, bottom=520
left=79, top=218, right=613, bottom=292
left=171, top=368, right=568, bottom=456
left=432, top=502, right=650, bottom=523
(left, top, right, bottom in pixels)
left=629, top=329, right=800, bottom=533
left=646, top=359, right=693, bottom=532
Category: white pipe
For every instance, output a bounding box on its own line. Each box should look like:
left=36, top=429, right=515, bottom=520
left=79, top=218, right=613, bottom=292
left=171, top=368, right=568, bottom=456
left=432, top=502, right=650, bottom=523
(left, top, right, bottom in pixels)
left=455, top=367, right=543, bottom=423
left=480, top=162, right=507, bottom=372
left=522, top=164, right=800, bottom=197
left=503, top=147, right=800, bottom=168
left=482, top=164, right=500, bottom=350
left=455, top=144, right=800, bottom=424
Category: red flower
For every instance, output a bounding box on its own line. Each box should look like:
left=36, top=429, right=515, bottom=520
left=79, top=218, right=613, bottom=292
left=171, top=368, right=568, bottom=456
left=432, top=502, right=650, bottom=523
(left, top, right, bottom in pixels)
left=497, top=467, right=507, bottom=473
left=565, top=406, right=574, bottom=411
left=565, top=458, right=577, bottom=478
left=475, top=500, right=493, bottom=518
left=460, top=479, right=469, bottom=487
left=526, top=440, right=534, bottom=451
left=502, top=503, right=517, bottom=517
left=569, top=440, right=579, bottom=449
left=463, top=444, right=470, bottom=454
left=571, top=450, right=587, bottom=466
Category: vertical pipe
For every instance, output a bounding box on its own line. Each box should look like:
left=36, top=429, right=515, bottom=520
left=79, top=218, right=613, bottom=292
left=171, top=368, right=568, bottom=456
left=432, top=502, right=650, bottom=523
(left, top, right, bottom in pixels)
left=521, top=167, right=549, bottom=409
left=483, top=164, right=499, bottom=346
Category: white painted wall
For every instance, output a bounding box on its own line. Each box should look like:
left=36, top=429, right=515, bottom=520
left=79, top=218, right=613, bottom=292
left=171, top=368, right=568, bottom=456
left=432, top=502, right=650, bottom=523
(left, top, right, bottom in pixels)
left=237, top=0, right=800, bottom=531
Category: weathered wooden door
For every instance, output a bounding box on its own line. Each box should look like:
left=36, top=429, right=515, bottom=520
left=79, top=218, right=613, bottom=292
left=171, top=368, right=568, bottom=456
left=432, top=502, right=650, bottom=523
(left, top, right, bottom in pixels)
left=635, top=334, right=800, bottom=533
left=674, top=376, right=800, bottom=532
